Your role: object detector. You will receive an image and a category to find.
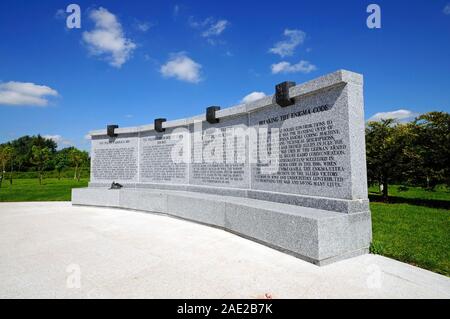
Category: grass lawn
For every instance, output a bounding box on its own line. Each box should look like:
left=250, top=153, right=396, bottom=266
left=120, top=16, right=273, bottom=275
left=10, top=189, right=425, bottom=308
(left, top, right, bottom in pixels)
left=369, top=184, right=450, bottom=209
left=371, top=202, right=450, bottom=276
left=369, top=184, right=449, bottom=276
left=0, top=179, right=449, bottom=276
left=0, top=178, right=88, bottom=202
left=369, top=184, right=450, bottom=201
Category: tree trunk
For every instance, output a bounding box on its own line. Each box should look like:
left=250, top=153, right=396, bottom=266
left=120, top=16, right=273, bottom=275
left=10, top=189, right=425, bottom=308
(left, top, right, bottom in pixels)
left=39, top=168, right=42, bottom=185
left=382, top=175, right=389, bottom=201
left=58, top=170, right=61, bottom=180
left=74, top=166, right=78, bottom=180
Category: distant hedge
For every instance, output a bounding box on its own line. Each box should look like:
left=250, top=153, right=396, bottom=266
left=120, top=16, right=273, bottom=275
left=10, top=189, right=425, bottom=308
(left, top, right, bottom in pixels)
left=2, top=168, right=90, bottom=180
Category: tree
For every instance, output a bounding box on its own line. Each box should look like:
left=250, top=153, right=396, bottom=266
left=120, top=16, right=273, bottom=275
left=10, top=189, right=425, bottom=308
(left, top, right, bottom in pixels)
left=365, top=119, right=413, bottom=200
left=30, top=146, right=51, bottom=185
left=8, top=146, right=16, bottom=185
left=69, top=149, right=89, bottom=181
left=0, top=146, right=5, bottom=188
left=0, top=145, right=14, bottom=188
left=76, top=151, right=89, bottom=182
left=54, top=152, right=69, bottom=180
left=4, top=135, right=57, bottom=172
left=409, top=112, right=450, bottom=189
left=9, top=135, right=33, bottom=171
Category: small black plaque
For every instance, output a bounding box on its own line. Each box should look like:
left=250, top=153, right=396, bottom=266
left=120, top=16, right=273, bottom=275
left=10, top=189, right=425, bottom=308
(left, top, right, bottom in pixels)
left=206, top=106, right=220, bottom=124
left=154, top=118, right=166, bottom=133
left=275, top=81, right=296, bottom=107
left=107, top=125, right=119, bottom=137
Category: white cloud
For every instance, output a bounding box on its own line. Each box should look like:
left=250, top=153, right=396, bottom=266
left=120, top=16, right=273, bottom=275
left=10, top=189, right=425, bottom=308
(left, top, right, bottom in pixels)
left=43, top=135, right=62, bottom=143
left=368, top=109, right=419, bottom=122
left=241, top=92, right=267, bottom=104
left=188, top=16, right=209, bottom=29
left=43, top=135, right=73, bottom=147
left=160, top=53, right=202, bottom=83
left=269, top=29, right=306, bottom=57
left=0, top=81, right=58, bottom=107
left=444, top=4, right=450, bottom=15
left=82, top=7, right=136, bottom=68
left=202, top=19, right=229, bottom=37
left=189, top=17, right=229, bottom=40
left=135, top=21, right=152, bottom=32
left=271, top=60, right=317, bottom=74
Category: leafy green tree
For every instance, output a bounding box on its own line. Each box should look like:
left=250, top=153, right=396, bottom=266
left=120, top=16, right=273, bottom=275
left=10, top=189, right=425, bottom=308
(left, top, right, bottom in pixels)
left=0, top=146, right=6, bottom=188
left=8, top=146, right=16, bottom=185
left=409, top=112, right=450, bottom=189
left=9, top=136, right=32, bottom=171
left=76, top=151, right=90, bottom=182
left=4, top=135, right=56, bottom=172
left=0, top=145, right=14, bottom=188
left=30, top=146, right=51, bottom=185
left=69, top=149, right=89, bottom=181
left=54, top=152, right=69, bottom=180
left=365, top=119, right=413, bottom=200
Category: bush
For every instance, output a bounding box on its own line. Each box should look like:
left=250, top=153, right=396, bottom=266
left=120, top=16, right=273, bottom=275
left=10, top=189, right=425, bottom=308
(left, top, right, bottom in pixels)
left=4, top=168, right=90, bottom=180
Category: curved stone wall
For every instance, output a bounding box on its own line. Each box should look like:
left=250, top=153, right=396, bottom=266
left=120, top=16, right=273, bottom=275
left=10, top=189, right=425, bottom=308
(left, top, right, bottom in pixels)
left=87, top=70, right=368, bottom=213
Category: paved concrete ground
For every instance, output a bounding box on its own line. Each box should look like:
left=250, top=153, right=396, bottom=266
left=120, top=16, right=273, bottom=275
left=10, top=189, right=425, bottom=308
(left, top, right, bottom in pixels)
left=0, top=202, right=449, bottom=299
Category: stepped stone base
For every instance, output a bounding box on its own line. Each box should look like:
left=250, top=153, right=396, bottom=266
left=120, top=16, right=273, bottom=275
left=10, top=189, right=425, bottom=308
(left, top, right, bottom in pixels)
left=72, top=187, right=372, bottom=266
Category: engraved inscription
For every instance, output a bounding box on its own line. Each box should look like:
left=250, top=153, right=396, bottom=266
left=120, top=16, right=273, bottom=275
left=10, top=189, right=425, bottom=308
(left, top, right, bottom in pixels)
left=92, top=139, right=137, bottom=181
left=255, top=120, right=346, bottom=188
left=140, top=133, right=188, bottom=183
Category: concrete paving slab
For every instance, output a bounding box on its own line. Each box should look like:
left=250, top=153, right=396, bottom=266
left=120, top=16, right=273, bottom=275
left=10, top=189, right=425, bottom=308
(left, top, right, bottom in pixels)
left=0, top=202, right=449, bottom=299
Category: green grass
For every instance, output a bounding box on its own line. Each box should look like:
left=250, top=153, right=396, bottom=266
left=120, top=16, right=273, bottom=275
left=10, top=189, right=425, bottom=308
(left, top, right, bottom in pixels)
left=0, top=178, right=88, bottom=202
left=371, top=202, right=450, bottom=276
left=0, top=178, right=449, bottom=276
left=369, top=184, right=450, bottom=210
left=369, top=184, right=450, bottom=201
left=368, top=184, right=449, bottom=276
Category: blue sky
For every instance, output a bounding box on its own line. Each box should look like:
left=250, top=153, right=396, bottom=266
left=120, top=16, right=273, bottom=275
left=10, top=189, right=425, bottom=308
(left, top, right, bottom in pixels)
left=0, top=0, right=449, bottom=150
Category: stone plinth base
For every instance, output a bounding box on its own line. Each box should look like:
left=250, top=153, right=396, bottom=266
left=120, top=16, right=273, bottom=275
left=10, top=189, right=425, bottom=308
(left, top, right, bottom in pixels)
left=72, top=187, right=372, bottom=266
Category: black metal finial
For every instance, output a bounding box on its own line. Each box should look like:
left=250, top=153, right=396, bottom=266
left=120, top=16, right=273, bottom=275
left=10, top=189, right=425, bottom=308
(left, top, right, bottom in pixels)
left=154, top=118, right=166, bottom=132
left=107, top=125, right=119, bottom=137
left=206, top=106, right=220, bottom=124
left=275, top=81, right=296, bottom=107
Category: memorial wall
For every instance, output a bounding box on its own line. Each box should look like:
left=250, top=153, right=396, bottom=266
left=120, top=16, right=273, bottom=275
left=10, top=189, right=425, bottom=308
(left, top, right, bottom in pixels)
left=88, top=70, right=367, bottom=204
left=75, top=70, right=372, bottom=265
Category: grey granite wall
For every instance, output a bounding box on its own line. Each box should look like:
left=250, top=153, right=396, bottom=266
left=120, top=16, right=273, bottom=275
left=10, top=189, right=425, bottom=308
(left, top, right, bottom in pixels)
left=87, top=70, right=368, bottom=211
left=76, top=70, right=371, bottom=265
